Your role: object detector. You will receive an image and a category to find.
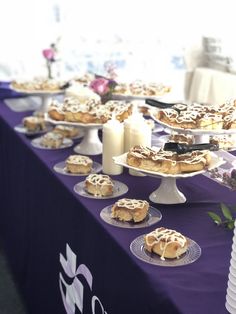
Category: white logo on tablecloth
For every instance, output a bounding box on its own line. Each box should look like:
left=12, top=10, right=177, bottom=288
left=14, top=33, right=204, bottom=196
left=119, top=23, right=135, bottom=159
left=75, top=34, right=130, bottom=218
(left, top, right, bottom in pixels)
left=59, top=244, right=107, bottom=314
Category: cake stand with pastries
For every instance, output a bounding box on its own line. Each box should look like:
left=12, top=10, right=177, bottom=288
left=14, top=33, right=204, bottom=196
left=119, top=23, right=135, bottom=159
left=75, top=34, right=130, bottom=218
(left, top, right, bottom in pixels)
left=113, top=150, right=224, bottom=204
left=150, top=105, right=236, bottom=145
left=45, top=114, right=102, bottom=155
left=10, top=79, right=66, bottom=113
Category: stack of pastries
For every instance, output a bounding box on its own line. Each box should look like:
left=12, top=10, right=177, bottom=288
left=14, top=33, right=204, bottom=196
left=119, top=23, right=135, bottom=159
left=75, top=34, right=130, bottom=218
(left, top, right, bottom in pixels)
left=48, top=98, right=132, bottom=123
left=127, top=145, right=211, bottom=174
left=155, top=100, right=236, bottom=130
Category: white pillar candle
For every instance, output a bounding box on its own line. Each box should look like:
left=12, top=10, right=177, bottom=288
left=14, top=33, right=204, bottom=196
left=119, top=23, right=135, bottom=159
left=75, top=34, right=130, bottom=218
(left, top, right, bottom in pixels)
left=124, top=110, right=144, bottom=152
left=102, top=118, right=124, bottom=175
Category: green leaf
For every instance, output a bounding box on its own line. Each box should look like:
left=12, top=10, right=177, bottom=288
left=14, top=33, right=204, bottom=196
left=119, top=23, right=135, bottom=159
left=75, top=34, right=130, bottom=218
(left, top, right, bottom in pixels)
left=207, top=211, right=222, bottom=224
left=220, top=203, right=233, bottom=220
left=227, top=221, right=235, bottom=230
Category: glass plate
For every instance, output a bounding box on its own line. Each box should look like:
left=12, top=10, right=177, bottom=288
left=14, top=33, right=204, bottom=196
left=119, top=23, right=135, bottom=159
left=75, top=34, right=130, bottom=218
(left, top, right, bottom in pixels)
left=130, top=235, right=201, bottom=266
left=74, top=180, right=128, bottom=199
left=54, top=161, right=102, bottom=176
left=31, top=137, right=73, bottom=150
left=14, top=123, right=52, bottom=136
left=100, top=205, right=162, bottom=228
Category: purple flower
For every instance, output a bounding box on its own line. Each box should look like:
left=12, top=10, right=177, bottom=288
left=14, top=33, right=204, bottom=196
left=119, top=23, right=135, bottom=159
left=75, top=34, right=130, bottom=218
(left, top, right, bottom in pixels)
left=42, top=48, right=55, bottom=61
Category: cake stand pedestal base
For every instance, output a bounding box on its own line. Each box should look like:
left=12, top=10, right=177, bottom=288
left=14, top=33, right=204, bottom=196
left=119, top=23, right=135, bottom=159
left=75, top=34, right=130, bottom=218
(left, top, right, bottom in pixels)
left=149, top=177, right=186, bottom=204
left=74, top=127, right=102, bottom=155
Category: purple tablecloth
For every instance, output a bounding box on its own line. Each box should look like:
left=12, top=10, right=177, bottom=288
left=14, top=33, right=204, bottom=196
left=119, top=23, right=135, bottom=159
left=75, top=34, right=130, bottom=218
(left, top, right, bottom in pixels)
left=0, top=98, right=235, bottom=314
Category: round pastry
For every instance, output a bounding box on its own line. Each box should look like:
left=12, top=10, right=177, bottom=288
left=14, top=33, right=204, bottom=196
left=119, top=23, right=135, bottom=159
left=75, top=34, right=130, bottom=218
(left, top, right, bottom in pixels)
left=144, top=227, right=189, bottom=260
left=111, top=198, right=149, bottom=223
left=65, top=155, right=92, bottom=174
left=40, top=132, right=64, bottom=148
left=85, top=174, right=114, bottom=196
left=23, top=116, right=45, bottom=132
left=53, top=125, right=80, bottom=138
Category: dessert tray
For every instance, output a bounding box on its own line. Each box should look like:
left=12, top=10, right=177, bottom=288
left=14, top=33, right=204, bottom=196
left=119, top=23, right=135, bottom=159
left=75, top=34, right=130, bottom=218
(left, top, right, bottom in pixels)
left=100, top=205, right=162, bottom=228
left=53, top=161, right=102, bottom=176
left=14, top=123, right=52, bottom=136
left=74, top=180, right=128, bottom=199
left=45, top=114, right=102, bottom=155
left=113, top=152, right=225, bottom=204
left=31, top=137, right=73, bottom=150
left=130, top=235, right=201, bottom=266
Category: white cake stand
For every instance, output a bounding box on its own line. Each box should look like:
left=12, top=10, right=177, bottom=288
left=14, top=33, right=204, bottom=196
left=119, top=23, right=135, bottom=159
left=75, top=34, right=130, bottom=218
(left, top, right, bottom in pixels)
left=10, top=85, right=64, bottom=113
left=113, top=152, right=225, bottom=204
left=45, top=114, right=103, bottom=155
left=150, top=111, right=236, bottom=144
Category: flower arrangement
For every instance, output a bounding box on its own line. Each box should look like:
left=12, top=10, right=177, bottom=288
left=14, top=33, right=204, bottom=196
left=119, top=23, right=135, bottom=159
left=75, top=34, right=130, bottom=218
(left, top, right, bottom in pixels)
left=89, top=76, right=117, bottom=103
left=42, top=39, right=60, bottom=79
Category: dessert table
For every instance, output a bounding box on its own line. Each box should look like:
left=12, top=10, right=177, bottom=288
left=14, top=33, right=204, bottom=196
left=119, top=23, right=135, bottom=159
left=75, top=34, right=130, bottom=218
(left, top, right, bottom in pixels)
left=0, top=93, right=235, bottom=314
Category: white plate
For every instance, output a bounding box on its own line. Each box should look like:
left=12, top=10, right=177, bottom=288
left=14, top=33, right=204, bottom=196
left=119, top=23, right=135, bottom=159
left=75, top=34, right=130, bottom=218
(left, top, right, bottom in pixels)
left=44, top=113, right=103, bottom=128
left=53, top=161, right=102, bottom=176
left=31, top=137, right=73, bottom=150
left=151, top=111, right=236, bottom=135
left=14, top=123, right=53, bottom=136
left=100, top=205, right=162, bottom=228
left=130, top=235, right=201, bottom=266
left=113, top=152, right=225, bottom=179
left=73, top=180, right=128, bottom=199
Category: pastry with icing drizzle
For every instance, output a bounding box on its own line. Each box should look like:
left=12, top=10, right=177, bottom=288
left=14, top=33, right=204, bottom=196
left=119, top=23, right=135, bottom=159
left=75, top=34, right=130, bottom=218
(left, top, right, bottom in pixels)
left=53, top=125, right=80, bottom=138
left=144, top=227, right=189, bottom=260
left=65, top=155, right=92, bottom=174
left=48, top=97, right=132, bottom=124
left=111, top=198, right=149, bottom=222
left=155, top=100, right=236, bottom=130
left=85, top=174, right=114, bottom=196
left=40, top=131, right=64, bottom=148
left=23, top=116, right=46, bottom=132
left=127, top=145, right=211, bottom=174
